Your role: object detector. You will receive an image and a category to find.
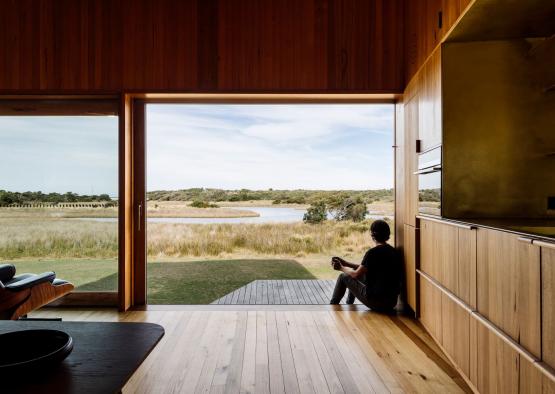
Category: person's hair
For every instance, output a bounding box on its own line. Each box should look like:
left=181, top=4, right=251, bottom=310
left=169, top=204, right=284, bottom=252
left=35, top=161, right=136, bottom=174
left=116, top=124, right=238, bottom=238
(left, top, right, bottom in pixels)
left=370, top=220, right=390, bottom=243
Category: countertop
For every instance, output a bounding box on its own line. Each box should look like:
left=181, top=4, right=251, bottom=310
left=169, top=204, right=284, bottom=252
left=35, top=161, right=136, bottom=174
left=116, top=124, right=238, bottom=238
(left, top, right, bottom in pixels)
left=417, top=215, right=555, bottom=243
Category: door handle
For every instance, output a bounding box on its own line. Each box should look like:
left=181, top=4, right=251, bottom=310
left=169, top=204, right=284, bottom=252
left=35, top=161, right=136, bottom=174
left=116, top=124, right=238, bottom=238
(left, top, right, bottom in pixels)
left=138, top=202, right=142, bottom=232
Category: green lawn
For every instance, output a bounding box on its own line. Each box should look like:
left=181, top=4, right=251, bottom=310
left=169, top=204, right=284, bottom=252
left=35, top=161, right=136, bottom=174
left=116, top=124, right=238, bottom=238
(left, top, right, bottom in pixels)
left=8, top=258, right=318, bottom=304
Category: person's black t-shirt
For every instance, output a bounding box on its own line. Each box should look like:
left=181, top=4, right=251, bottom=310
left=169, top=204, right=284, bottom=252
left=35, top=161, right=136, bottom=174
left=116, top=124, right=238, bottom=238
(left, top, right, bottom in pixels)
left=361, top=244, right=402, bottom=310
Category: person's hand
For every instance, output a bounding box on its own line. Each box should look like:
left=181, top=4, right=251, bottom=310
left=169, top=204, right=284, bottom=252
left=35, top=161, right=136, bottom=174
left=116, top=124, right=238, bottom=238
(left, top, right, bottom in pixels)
left=331, top=257, right=343, bottom=271
left=332, top=256, right=346, bottom=265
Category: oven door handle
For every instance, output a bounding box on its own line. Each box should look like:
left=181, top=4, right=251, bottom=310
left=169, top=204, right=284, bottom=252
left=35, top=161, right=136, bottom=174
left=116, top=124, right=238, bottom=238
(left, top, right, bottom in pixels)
left=413, top=165, right=441, bottom=175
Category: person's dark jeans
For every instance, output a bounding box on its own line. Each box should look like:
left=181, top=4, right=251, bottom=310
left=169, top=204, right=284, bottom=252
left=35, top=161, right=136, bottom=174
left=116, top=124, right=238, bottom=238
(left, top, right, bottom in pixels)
left=330, top=272, right=395, bottom=312
left=330, top=272, right=370, bottom=306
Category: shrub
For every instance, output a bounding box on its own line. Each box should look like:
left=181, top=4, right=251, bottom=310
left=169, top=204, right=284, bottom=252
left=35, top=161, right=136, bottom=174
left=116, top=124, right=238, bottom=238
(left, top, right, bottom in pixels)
left=303, top=202, right=327, bottom=224
left=189, top=200, right=219, bottom=208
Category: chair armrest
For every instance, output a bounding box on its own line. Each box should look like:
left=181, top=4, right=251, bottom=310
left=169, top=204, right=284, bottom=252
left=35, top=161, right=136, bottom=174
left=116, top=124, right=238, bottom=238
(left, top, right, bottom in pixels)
left=0, top=264, right=16, bottom=283
left=5, top=272, right=56, bottom=292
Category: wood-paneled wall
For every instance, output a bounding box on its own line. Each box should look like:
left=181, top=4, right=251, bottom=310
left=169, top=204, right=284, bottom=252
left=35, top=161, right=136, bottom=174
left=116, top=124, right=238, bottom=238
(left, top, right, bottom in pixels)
left=0, top=0, right=404, bottom=93
left=404, top=0, right=472, bottom=83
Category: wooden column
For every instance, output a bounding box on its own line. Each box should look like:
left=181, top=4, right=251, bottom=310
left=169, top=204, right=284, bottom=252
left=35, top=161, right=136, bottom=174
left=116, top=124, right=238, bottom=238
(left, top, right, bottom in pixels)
left=119, top=95, right=146, bottom=310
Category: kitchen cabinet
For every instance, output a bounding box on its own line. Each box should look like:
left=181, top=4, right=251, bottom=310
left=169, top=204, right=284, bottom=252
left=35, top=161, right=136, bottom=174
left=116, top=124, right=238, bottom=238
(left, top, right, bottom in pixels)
left=540, top=241, right=555, bottom=370
left=403, top=224, right=419, bottom=311
left=418, top=48, right=442, bottom=152
left=441, top=292, right=470, bottom=378
left=420, top=219, right=454, bottom=285
left=470, top=315, right=520, bottom=394
left=404, top=0, right=471, bottom=82
left=420, top=218, right=475, bottom=302
left=457, top=225, right=476, bottom=308
left=419, top=273, right=442, bottom=343
left=476, top=228, right=541, bottom=357
left=520, top=359, right=555, bottom=394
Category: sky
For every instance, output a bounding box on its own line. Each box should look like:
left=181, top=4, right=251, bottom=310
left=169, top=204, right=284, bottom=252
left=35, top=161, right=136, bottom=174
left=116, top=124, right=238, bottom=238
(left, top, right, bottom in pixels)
left=0, top=116, right=118, bottom=196
left=147, top=104, right=393, bottom=191
left=0, top=104, right=393, bottom=196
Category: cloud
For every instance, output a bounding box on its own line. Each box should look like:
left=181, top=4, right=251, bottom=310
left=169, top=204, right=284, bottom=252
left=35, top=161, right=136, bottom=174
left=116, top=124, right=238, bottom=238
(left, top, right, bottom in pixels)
left=0, top=105, right=393, bottom=195
left=146, top=104, right=393, bottom=190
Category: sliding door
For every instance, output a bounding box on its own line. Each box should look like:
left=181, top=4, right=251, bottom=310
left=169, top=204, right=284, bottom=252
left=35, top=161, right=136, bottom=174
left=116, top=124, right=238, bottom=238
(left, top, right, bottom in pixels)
left=0, top=99, right=119, bottom=304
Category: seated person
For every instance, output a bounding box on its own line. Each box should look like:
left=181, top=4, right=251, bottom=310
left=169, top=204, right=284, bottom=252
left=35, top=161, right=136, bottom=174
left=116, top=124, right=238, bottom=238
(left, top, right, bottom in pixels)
left=330, top=220, right=401, bottom=312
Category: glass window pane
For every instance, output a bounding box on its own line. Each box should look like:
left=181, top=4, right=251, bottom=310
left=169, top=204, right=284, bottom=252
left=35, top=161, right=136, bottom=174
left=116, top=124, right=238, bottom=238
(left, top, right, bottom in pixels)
left=0, top=115, right=118, bottom=292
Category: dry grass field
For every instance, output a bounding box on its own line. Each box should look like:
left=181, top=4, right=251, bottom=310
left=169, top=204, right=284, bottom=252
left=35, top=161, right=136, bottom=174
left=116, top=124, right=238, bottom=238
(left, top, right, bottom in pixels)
left=0, top=202, right=393, bottom=303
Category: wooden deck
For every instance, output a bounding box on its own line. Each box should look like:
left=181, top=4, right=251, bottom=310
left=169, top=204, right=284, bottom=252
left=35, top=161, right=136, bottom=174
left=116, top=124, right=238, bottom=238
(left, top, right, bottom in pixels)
left=211, top=279, right=362, bottom=305
left=32, top=307, right=472, bottom=393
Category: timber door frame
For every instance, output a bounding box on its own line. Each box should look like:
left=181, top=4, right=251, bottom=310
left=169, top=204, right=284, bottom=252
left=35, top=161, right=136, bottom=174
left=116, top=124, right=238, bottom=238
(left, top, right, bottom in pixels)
left=122, top=93, right=398, bottom=310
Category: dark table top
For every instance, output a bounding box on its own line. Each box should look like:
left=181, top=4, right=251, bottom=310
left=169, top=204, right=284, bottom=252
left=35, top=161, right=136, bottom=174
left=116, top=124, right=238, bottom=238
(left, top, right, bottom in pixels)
left=0, top=320, right=164, bottom=394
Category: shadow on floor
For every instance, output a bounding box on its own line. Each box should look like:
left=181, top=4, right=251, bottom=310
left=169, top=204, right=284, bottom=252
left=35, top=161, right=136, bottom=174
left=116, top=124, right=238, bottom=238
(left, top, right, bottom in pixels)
left=147, top=259, right=317, bottom=304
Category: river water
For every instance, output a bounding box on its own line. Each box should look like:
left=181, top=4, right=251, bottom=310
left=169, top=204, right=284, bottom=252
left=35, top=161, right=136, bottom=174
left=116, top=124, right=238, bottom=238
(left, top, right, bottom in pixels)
left=76, top=206, right=392, bottom=224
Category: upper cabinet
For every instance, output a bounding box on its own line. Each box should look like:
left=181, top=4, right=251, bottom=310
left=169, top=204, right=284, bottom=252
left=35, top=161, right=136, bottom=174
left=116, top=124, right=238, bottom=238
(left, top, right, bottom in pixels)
left=405, top=0, right=472, bottom=83
left=418, top=49, right=442, bottom=152
left=441, top=37, right=555, bottom=220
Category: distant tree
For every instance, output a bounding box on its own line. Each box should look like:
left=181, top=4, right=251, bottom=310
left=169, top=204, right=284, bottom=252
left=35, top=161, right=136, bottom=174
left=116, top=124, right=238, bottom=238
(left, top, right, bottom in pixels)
left=329, top=197, right=368, bottom=222
left=303, top=202, right=327, bottom=224
left=189, top=200, right=218, bottom=208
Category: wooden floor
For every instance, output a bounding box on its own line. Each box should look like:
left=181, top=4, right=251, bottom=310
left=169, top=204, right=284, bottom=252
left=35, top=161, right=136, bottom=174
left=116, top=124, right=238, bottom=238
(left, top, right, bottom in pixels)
left=211, top=280, right=361, bottom=305
left=32, top=307, right=471, bottom=393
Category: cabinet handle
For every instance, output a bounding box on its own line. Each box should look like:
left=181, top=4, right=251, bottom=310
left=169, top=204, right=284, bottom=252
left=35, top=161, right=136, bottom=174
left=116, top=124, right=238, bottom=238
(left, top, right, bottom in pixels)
left=534, top=240, right=555, bottom=250
left=417, top=216, right=476, bottom=230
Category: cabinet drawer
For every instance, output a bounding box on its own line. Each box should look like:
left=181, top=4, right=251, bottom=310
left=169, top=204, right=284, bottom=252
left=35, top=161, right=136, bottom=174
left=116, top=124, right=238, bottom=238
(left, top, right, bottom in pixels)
left=419, top=273, right=442, bottom=343
left=476, top=228, right=541, bottom=357
left=520, top=359, right=555, bottom=394
left=441, top=292, right=471, bottom=378
left=419, top=218, right=476, bottom=305
left=470, top=315, right=520, bottom=394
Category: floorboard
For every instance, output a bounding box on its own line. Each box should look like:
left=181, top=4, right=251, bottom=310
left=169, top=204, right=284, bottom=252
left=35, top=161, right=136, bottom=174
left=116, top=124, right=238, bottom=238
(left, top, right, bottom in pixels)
left=211, top=280, right=361, bottom=305
left=31, top=308, right=471, bottom=393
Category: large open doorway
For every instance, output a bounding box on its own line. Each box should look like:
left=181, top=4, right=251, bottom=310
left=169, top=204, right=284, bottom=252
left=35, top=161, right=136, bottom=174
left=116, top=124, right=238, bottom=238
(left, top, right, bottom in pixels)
left=143, top=102, right=394, bottom=305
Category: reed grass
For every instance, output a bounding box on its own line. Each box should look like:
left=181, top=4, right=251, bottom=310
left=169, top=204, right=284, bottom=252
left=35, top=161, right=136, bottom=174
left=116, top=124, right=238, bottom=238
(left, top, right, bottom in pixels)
left=0, top=218, right=389, bottom=260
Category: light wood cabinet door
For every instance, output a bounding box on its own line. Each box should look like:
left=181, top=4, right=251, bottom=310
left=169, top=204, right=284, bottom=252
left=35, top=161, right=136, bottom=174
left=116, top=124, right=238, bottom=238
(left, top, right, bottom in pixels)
left=542, top=244, right=555, bottom=370
left=520, top=359, right=555, bottom=394
left=403, top=224, right=418, bottom=312
left=477, top=229, right=541, bottom=357
left=470, top=315, right=520, bottom=394
left=457, top=226, right=477, bottom=308
left=441, top=293, right=470, bottom=378
left=419, top=274, right=442, bottom=343
left=420, top=219, right=458, bottom=291
left=420, top=218, right=476, bottom=305
left=418, top=48, right=442, bottom=152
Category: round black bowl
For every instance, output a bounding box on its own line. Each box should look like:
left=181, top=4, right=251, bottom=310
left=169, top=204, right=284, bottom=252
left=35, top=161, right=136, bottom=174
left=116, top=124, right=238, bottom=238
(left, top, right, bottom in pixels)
left=0, top=329, right=73, bottom=372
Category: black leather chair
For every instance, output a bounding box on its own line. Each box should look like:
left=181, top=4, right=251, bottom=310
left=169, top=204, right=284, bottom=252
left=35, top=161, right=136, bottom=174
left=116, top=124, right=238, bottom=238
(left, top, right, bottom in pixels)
left=0, top=264, right=74, bottom=320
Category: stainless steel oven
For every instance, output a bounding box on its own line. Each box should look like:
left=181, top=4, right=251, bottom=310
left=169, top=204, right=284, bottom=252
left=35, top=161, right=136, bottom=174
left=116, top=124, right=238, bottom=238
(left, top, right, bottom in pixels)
left=415, top=146, right=442, bottom=216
